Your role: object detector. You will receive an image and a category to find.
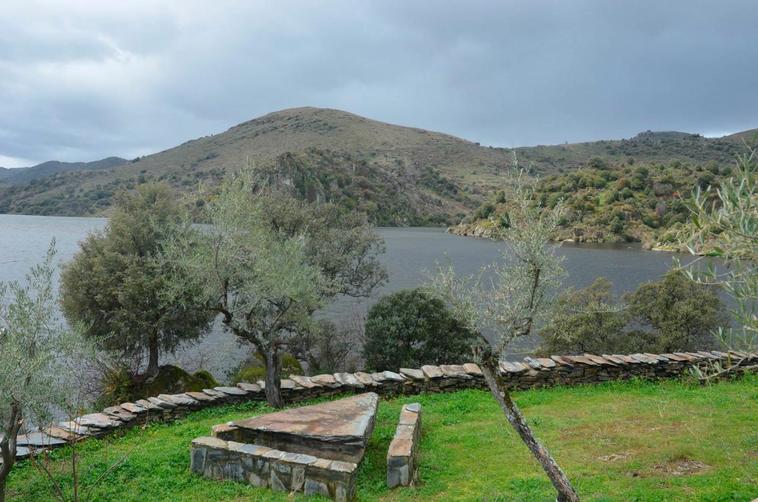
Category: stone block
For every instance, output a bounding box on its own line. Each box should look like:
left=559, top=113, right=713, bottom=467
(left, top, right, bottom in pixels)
left=399, top=368, right=425, bottom=380
left=420, top=365, right=443, bottom=378
left=387, top=402, right=421, bottom=489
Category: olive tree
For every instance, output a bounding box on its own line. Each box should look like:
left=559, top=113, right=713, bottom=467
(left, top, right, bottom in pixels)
left=428, top=171, right=579, bottom=501
left=0, top=243, right=91, bottom=502
left=164, top=172, right=385, bottom=407
left=679, top=145, right=757, bottom=377
left=61, top=183, right=212, bottom=380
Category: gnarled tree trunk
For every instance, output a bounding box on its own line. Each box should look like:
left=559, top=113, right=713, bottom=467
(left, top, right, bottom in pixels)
left=0, top=401, right=22, bottom=502
left=264, top=350, right=284, bottom=408
left=478, top=349, right=579, bottom=502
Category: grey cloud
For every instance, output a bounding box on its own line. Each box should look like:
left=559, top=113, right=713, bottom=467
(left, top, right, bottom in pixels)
left=0, top=0, right=756, bottom=166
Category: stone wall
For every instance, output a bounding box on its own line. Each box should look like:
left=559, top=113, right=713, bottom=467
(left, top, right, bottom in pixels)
left=387, top=403, right=421, bottom=488
left=190, top=436, right=357, bottom=501
left=14, top=350, right=758, bottom=462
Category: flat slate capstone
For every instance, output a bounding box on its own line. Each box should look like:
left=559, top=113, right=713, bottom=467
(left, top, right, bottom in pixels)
left=231, top=392, right=379, bottom=463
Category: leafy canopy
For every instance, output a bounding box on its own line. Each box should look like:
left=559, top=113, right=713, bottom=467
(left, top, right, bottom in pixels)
left=60, top=183, right=211, bottom=368
left=363, top=288, right=477, bottom=370
left=1, top=242, right=91, bottom=431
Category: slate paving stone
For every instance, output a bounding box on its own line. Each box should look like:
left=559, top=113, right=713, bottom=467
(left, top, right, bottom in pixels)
left=232, top=393, right=379, bottom=463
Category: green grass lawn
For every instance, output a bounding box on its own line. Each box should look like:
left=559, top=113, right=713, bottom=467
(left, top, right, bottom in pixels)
left=7, top=375, right=758, bottom=501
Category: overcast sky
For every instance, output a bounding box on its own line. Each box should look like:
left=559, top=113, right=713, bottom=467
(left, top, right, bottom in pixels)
left=1, top=0, right=757, bottom=167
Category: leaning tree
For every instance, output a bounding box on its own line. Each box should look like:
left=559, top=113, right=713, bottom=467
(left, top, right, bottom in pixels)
left=164, top=171, right=385, bottom=407
left=61, top=183, right=212, bottom=380
left=0, top=243, right=91, bottom=502
left=679, top=145, right=757, bottom=378
left=428, top=171, right=579, bottom=501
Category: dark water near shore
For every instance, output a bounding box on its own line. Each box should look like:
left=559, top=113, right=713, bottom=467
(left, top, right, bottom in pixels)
left=0, top=215, right=689, bottom=379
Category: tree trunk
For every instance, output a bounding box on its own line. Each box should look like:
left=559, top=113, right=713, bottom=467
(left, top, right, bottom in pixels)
left=479, top=350, right=580, bottom=502
left=0, top=402, right=21, bottom=502
left=264, top=350, right=284, bottom=408
left=145, top=333, right=160, bottom=378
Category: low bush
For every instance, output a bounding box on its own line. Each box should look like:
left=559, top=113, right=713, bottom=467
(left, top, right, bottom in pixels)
left=363, top=288, right=476, bottom=370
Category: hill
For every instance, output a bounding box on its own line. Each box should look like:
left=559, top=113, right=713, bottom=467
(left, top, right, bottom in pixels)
left=0, top=157, right=127, bottom=184
left=0, top=107, right=754, bottom=225
left=0, top=108, right=516, bottom=223
left=512, top=130, right=748, bottom=172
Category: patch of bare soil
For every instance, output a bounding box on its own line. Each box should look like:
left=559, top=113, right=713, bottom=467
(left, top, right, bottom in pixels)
left=652, top=459, right=710, bottom=476
left=598, top=452, right=632, bottom=462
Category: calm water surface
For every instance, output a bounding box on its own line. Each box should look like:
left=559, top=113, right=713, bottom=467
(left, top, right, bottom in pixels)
left=0, top=215, right=688, bottom=378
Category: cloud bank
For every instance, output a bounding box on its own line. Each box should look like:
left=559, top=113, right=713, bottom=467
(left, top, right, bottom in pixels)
left=1, top=0, right=756, bottom=166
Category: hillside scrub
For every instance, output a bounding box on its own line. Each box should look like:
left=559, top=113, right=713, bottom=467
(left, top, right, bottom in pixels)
left=538, top=271, right=726, bottom=355
left=6, top=377, right=758, bottom=501
left=453, top=158, right=737, bottom=248
left=1, top=109, right=750, bottom=223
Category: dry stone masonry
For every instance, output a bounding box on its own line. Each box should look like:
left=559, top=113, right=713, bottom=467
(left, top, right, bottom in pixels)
left=9, top=350, right=757, bottom=464
left=387, top=403, right=422, bottom=488
left=192, top=393, right=379, bottom=501
left=190, top=436, right=358, bottom=500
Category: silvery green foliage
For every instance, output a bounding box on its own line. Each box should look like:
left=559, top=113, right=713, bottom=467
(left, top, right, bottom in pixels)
left=0, top=241, right=92, bottom=434
left=162, top=172, right=327, bottom=354
left=680, top=146, right=757, bottom=351
left=429, top=171, right=565, bottom=355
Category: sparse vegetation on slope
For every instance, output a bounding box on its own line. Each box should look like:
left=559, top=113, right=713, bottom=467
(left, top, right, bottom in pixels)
left=0, top=108, right=508, bottom=223
left=1, top=108, right=752, bottom=226
left=453, top=157, right=740, bottom=247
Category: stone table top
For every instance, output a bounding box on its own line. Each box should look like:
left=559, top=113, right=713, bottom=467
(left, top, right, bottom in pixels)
left=232, top=392, right=379, bottom=445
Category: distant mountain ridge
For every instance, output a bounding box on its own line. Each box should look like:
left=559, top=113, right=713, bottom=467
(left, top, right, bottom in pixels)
left=0, top=107, right=754, bottom=223
left=0, top=157, right=127, bottom=184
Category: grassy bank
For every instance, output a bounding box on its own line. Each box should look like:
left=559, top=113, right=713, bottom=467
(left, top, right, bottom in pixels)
left=8, top=375, right=758, bottom=501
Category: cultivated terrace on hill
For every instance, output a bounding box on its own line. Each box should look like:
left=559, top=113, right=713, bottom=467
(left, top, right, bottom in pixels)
left=0, top=107, right=754, bottom=229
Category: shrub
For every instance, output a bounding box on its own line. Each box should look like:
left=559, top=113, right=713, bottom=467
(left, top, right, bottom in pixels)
left=624, top=270, right=726, bottom=352
left=230, top=353, right=303, bottom=384
left=538, top=278, right=633, bottom=355
left=97, top=364, right=219, bottom=407
left=539, top=272, right=727, bottom=355
left=363, top=288, right=476, bottom=370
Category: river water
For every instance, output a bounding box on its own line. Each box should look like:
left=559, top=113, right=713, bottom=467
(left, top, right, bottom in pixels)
left=0, top=215, right=689, bottom=379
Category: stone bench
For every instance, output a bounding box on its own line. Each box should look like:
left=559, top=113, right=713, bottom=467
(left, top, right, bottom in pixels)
left=387, top=402, right=422, bottom=488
